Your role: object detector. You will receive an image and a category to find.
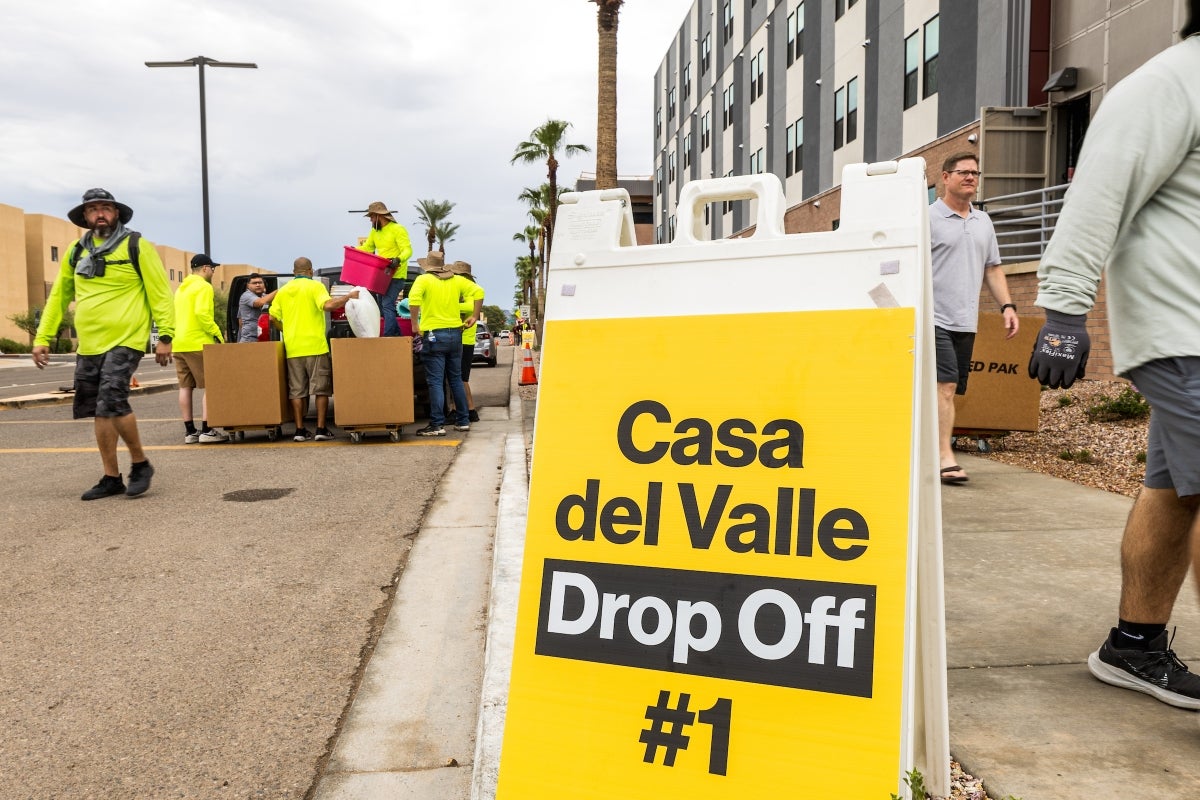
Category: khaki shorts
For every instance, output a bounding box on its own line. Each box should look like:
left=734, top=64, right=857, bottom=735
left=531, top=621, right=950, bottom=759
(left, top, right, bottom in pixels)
left=286, top=354, right=333, bottom=399
left=174, top=350, right=205, bottom=389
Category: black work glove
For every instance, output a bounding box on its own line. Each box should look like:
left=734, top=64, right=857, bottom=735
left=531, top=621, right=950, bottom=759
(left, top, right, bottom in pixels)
left=388, top=258, right=401, bottom=269
left=1028, top=310, right=1090, bottom=389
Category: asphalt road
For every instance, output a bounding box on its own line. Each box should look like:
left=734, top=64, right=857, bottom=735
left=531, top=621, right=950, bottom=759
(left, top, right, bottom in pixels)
left=0, top=346, right=513, bottom=799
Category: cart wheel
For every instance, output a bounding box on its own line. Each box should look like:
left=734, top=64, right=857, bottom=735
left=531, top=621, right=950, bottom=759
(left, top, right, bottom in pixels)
left=267, top=427, right=278, bottom=442
left=976, top=438, right=991, bottom=454
left=389, top=429, right=401, bottom=442
left=350, top=432, right=363, bottom=443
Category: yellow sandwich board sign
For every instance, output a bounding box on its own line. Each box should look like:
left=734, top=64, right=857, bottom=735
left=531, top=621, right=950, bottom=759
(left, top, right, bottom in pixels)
left=495, top=162, right=948, bottom=799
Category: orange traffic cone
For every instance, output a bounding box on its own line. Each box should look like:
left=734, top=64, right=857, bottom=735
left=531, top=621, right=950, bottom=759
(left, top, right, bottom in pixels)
left=518, top=344, right=538, bottom=386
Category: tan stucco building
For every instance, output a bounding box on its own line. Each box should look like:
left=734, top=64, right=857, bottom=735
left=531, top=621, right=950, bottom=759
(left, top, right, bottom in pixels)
left=0, top=201, right=269, bottom=343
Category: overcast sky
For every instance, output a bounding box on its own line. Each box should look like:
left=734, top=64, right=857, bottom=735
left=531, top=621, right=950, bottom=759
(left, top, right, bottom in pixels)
left=0, top=0, right=692, bottom=310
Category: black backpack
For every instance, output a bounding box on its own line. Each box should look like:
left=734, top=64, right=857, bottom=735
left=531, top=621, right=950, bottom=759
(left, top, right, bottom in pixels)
left=68, top=231, right=142, bottom=278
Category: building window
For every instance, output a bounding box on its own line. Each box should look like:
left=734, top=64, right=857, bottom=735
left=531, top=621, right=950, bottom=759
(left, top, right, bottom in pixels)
left=682, top=64, right=692, bottom=102
left=683, top=133, right=693, bottom=169
left=668, top=86, right=677, bottom=120
left=904, top=31, right=920, bottom=110
left=749, top=48, right=765, bottom=102
left=701, top=32, right=712, bottom=75
left=785, top=117, right=803, bottom=176
left=656, top=223, right=663, bottom=243
left=655, top=107, right=662, bottom=138
left=668, top=151, right=676, bottom=183
left=701, top=111, right=711, bottom=151
left=656, top=165, right=664, bottom=194
left=722, top=171, right=734, bottom=214
left=749, top=149, right=758, bottom=175
left=722, top=84, right=736, bottom=129
left=704, top=204, right=711, bottom=225
left=50, top=246, right=59, bottom=262
left=923, top=15, right=939, bottom=98
left=833, top=86, right=845, bottom=150
left=722, top=1, right=734, bottom=45
left=846, top=77, right=859, bottom=143
left=835, top=0, right=846, bottom=20
left=787, top=4, right=805, bottom=65
left=793, top=117, right=804, bottom=173
left=751, top=147, right=764, bottom=174
left=669, top=215, right=677, bottom=239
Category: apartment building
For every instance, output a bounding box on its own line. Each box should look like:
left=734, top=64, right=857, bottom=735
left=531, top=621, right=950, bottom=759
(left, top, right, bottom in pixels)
left=653, top=0, right=1190, bottom=378
left=0, top=201, right=266, bottom=343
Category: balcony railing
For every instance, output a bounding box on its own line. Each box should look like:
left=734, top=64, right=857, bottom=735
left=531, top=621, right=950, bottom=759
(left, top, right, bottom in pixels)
left=978, top=183, right=1070, bottom=264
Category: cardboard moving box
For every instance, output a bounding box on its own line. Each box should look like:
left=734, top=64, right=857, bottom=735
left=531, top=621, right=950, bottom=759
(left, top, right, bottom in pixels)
left=203, top=341, right=288, bottom=428
left=953, top=313, right=1040, bottom=432
left=330, top=337, right=415, bottom=427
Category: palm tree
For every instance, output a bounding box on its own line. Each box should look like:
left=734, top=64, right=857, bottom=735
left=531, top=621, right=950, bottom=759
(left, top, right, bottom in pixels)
left=513, top=225, right=540, bottom=264
left=434, top=222, right=460, bottom=254
left=510, top=120, right=589, bottom=318
left=591, top=0, right=624, bottom=190
left=413, top=199, right=456, bottom=254
left=513, top=255, right=536, bottom=308
left=512, top=226, right=541, bottom=311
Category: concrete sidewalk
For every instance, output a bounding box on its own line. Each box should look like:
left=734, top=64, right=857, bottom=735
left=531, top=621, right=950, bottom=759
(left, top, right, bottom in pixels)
left=315, top=358, right=1200, bottom=798
left=941, top=456, right=1200, bottom=799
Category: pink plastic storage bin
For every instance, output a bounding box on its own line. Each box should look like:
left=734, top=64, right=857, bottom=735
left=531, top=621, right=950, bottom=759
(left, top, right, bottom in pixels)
left=341, top=246, right=394, bottom=294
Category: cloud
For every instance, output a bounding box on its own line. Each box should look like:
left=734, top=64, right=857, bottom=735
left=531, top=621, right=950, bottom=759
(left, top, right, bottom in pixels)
left=1, top=0, right=692, bottom=308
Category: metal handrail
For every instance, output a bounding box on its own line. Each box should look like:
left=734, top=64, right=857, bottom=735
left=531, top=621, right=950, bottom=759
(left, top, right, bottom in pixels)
left=979, top=183, right=1071, bottom=264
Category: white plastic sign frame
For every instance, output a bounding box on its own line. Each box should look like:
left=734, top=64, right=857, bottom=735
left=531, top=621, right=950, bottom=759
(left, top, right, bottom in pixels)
left=496, top=160, right=948, bottom=800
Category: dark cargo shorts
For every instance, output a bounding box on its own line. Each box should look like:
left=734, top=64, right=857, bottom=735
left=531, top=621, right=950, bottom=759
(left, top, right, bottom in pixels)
left=73, top=346, right=143, bottom=419
left=1127, top=357, right=1200, bottom=498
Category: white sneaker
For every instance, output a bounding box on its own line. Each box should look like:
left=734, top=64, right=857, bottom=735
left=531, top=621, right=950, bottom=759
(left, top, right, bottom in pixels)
left=199, top=429, right=230, bottom=444
left=184, top=431, right=201, bottom=444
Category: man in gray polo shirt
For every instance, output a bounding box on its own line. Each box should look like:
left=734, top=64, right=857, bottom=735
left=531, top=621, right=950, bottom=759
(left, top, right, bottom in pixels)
left=929, top=151, right=1019, bottom=485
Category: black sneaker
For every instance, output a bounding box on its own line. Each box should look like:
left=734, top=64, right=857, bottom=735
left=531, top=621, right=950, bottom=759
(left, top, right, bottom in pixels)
left=453, top=423, right=471, bottom=432
left=1088, top=628, right=1200, bottom=709
left=314, top=428, right=335, bottom=441
left=126, top=461, right=155, bottom=497
left=82, top=474, right=125, bottom=501
left=294, top=428, right=314, bottom=442
left=468, top=409, right=480, bottom=423
left=415, top=424, right=445, bottom=437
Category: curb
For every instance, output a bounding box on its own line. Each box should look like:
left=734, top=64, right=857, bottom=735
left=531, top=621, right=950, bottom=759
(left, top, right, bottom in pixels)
left=0, top=380, right=177, bottom=410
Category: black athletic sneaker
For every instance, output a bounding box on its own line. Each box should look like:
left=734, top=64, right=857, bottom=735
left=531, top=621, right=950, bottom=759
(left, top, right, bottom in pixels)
left=293, top=428, right=314, bottom=442
left=126, top=460, right=155, bottom=497
left=313, top=428, right=335, bottom=441
left=415, top=424, right=445, bottom=437
left=82, top=474, right=125, bottom=501
left=468, top=409, right=480, bottom=423
left=1088, top=628, right=1200, bottom=709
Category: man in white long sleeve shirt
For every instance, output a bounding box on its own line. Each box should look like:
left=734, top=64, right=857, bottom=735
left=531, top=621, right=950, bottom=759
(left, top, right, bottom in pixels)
left=1028, top=9, right=1200, bottom=710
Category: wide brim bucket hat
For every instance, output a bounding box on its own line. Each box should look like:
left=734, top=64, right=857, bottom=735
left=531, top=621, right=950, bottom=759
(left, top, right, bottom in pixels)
left=68, top=187, right=133, bottom=228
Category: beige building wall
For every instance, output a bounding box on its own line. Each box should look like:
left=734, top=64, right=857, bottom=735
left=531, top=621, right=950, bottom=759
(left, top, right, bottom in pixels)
left=0, top=204, right=30, bottom=341
left=23, top=214, right=86, bottom=310
left=0, top=201, right=270, bottom=346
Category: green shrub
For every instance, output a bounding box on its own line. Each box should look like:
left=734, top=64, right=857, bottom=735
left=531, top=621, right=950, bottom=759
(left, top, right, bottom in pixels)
left=1057, top=394, right=1074, bottom=408
left=0, top=337, right=31, bottom=354
left=1059, top=449, right=1096, bottom=464
left=1136, top=451, right=1147, bottom=464
left=1085, top=387, right=1150, bottom=422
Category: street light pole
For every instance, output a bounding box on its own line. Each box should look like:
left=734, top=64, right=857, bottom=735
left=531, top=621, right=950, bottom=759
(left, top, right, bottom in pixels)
left=145, top=56, right=257, bottom=255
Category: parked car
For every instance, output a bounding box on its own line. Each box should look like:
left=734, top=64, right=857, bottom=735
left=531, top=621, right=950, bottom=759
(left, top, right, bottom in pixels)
left=318, top=263, right=425, bottom=339
left=223, top=273, right=332, bottom=344
left=498, top=329, right=512, bottom=344
left=473, top=322, right=497, bottom=368
left=224, top=268, right=431, bottom=417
